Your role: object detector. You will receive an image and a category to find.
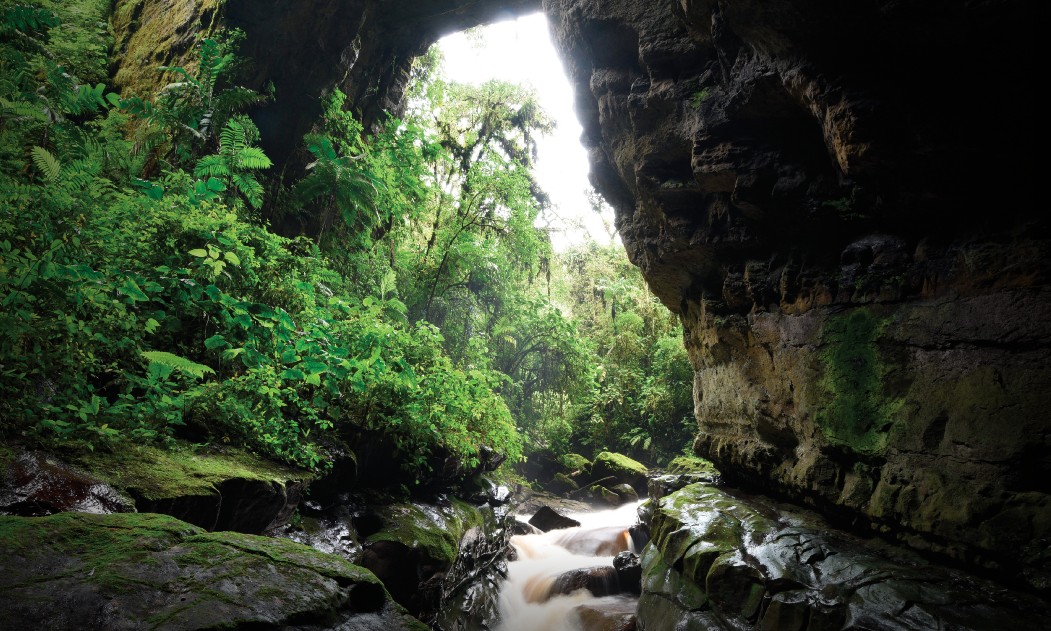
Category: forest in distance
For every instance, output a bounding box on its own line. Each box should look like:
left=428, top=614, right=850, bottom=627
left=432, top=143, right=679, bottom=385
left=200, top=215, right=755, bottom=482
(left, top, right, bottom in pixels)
left=0, top=1, right=696, bottom=487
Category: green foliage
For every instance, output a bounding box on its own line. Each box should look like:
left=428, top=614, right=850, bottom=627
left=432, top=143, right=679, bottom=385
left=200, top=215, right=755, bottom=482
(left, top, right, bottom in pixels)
left=0, top=15, right=522, bottom=481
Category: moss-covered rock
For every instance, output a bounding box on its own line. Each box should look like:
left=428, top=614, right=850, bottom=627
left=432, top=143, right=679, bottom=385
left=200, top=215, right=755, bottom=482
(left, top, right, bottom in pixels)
left=360, top=497, right=510, bottom=625
left=73, top=445, right=311, bottom=533
left=111, top=0, right=225, bottom=96
left=560, top=453, right=591, bottom=472
left=590, top=451, right=649, bottom=494
left=665, top=456, right=719, bottom=476
left=0, top=512, right=426, bottom=630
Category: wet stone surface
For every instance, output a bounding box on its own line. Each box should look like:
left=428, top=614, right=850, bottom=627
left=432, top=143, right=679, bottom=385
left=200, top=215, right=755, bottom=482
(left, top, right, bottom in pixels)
left=639, top=482, right=1051, bottom=631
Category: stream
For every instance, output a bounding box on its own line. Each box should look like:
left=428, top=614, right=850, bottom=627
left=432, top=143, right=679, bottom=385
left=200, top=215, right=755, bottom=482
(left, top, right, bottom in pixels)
left=495, top=501, right=643, bottom=631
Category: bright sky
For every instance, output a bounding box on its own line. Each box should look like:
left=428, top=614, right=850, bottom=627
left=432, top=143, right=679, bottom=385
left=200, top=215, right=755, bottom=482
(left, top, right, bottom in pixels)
left=437, top=13, right=617, bottom=251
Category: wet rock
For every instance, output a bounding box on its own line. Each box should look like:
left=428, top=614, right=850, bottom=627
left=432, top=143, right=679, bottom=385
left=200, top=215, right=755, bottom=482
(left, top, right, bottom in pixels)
left=529, top=505, right=582, bottom=532
left=613, top=551, right=642, bottom=595
left=590, top=452, right=649, bottom=495
left=590, top=484, right=625, bottom=506
left=575, top=595, right=638, bottom=631
left=511, top=519, right=543, bottom=536
left=0, top=512, right=426, bottom=630
left=548, top=472, right=581, bottom=495
left=610, top=483, right=639, bottom=503
left=548, top=566, right=621, bottom=600
left=357, top=496, right=514, bottom=628
left=640, top=482, right=1051, bottom=631
left=0, top=449, right=132, bottom=516
left=77, top=445, right=309, bottom=534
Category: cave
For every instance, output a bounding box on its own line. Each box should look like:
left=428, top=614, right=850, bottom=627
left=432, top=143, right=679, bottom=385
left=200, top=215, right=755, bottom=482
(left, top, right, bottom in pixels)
left=107, top=0, right=1046, bottom=592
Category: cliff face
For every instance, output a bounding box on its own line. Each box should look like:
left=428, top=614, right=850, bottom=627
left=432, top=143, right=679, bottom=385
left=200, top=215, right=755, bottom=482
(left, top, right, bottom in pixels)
left=110, top=0, right=1047, bottom=588
left=543, top=0, right=1047, bottom=588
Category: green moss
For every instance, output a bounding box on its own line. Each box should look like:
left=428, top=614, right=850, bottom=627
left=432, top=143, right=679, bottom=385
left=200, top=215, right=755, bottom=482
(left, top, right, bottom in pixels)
left=593, top=451, right=648, bottom=476
left=366, top=498, right=483, bottom=567
left=816, top=309, right=903, bottom=455
left=0, top=512, right=201, bottom=591
left=72, top=444, right=309, bottom=502
left=560, top=453, right=591, bottom=472
left=666, top=456, right=718, bottom=476
left=111, top=0, right=225, bottom=95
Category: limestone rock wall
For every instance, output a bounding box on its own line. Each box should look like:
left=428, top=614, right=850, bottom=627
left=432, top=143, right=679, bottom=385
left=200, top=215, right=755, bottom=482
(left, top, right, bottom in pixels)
left=543, top=0, right=1047, bottom=588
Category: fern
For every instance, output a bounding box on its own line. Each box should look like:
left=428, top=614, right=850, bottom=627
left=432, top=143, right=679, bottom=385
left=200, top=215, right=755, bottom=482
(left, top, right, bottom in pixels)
left=0, top=6, right=59, bottom=36
left=142, top=351, right=215, bottom=380
left=237, top=146, right=271, bottom=170
left=30, top=146, right=61, bottom=181
left=231, top=172, right=264, bottom=208
left=194, top=154, right=229, bottom=178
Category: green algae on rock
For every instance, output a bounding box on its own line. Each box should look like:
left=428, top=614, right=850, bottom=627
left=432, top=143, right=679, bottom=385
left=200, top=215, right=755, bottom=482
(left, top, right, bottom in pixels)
left=0, top=512, right=426, bottom=630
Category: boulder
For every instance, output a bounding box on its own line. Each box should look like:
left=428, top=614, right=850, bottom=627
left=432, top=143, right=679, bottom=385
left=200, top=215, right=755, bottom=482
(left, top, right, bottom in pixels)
left=0, top=449, right=132, bottom=516
left=75, top=445, right=310, bottom=534
left=548, top=566, right=620, bottom=601
left=575, top=597, right=638, bottom=631
left=641, top=482, right=1051, bottom=630
left=590, top=452, right=649, bottom=494
left=528, top=505, right=581, bottom=532
left=610, top=483, right=639, bottom=503
left=0, top=512, right=425, bottom=630
left=359, top=496, right=512, bottom=627
left=613, top=551, right=642, bottom=595
left=547, top=472, right=580, bottom=495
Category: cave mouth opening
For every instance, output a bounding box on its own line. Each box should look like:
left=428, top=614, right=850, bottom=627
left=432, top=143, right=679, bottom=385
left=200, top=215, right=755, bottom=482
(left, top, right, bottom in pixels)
left=435, top=13, right=614, bottom=251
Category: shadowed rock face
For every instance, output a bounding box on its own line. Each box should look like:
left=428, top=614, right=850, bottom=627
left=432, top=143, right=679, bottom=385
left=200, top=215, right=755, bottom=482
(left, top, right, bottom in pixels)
left=113, top=0, right=541, bottom=165
left=543, top=0, right=1048, bottom=589
left=110, top=0, right=1047, bottom=588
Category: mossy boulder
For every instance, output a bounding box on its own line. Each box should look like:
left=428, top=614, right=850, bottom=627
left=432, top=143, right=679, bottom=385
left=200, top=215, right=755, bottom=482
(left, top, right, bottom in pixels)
left=590, top=451, right=649, bottom=494
left=560, top=453, right=592, bottom=472
left=548, top=472, right=580, bottom=495
left=359, top=498, right=508, bottom=624
left=666, top=456, right=719, bottom=476
left=0, top=512, right=425, bottom=630
left=74, top=445, right=311, bottom=534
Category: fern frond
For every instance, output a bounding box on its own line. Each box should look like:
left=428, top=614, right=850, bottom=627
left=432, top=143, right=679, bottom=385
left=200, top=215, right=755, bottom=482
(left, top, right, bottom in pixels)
left=219, top=120, right=247, bottom=157
left=30, top=146, right=61, bottom=181
left=194, top=154, right=228, bottom=178
left=142, top=351, right=215, bottom=380
left=0, top=6, right=59, bottom=35
left=231, top=173, right=264, bottom=209
left=0, top=96, right=47, bottom=123
left=237, top=147, right=272, bottom=170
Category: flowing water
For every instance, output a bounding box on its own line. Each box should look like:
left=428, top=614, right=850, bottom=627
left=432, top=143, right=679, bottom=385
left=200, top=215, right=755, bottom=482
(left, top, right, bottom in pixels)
left=495, top=501, right=643, bottom=631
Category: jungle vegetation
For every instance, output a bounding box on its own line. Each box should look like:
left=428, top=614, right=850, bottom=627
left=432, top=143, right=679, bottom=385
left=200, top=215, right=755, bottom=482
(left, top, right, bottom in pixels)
left=0, top=2, right=695, bottom=486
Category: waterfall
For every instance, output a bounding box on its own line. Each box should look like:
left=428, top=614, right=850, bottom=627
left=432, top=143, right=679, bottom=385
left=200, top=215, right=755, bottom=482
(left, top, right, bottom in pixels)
left=495, top=501, right=642, bottom=631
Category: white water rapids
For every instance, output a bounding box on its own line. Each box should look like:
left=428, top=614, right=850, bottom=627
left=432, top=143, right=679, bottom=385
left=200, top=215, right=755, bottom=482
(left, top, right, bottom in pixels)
left=494, top=501, right=643, bottom=631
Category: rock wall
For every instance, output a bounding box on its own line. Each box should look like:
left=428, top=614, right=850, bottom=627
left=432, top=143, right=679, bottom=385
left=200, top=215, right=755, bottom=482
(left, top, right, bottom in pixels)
left=543, top=0, right=1048, bottom=589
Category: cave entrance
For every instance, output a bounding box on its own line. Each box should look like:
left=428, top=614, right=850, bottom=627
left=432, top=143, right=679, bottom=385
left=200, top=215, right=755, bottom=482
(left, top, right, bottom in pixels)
left=435, top=13, right=614, bottom=250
